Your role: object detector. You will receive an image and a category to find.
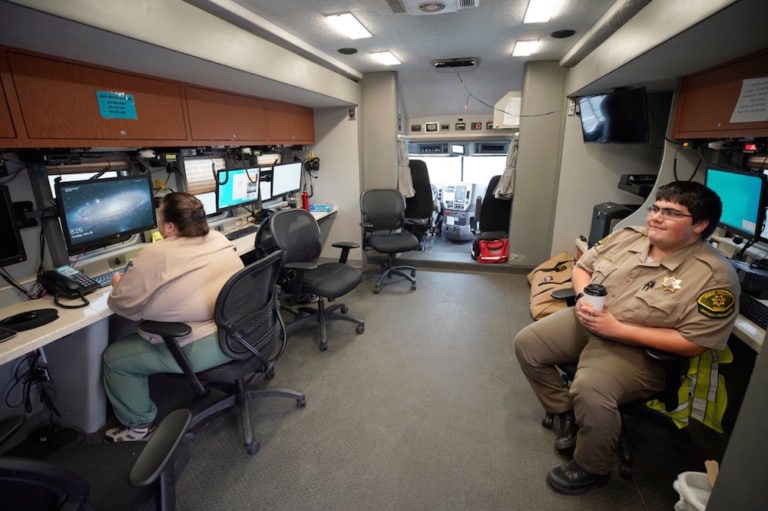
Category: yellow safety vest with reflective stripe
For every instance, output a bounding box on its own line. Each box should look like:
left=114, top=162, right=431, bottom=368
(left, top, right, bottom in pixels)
left=645, top=346, right=732, bottom=433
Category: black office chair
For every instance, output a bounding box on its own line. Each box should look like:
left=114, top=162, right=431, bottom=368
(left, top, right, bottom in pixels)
left=269, top=208, right=365, bottom=352
left=469, top=175, right=511, bottom=241
left=360, top=188, right=420, bottom=294
left=404, top=159, right=440, bottom=251
left=139, top=251, right=306, bottom=455
left=0, top=408, right=191, bottom=511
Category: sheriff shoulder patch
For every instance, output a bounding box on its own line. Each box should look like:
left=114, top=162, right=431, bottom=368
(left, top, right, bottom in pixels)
left=697, top=289, right=736, bottom=319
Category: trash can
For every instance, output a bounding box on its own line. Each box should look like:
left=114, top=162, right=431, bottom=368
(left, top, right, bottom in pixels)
left=673, top=471, right=711, bottom=511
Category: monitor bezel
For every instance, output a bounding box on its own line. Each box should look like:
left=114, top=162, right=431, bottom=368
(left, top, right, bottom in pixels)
left=704, top=165, right=767, bottom=242
left=215, top=167, right=261, bottom=212
left=55, top=174, right=157, bottom=255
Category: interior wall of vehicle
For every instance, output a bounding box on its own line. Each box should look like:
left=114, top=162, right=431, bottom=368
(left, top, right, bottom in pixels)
left=550, top=91, right=673, bottom=256
left=360, top=72, right=399, bottom=191
left=507, top=61, right=569, bottom=267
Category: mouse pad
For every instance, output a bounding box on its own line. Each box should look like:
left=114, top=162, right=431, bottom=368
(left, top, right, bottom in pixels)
left=0, top=308, right=59, bottom=331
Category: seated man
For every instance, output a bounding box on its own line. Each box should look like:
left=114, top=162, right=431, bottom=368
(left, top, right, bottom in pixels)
left=514, top=181, right=739, bottom=494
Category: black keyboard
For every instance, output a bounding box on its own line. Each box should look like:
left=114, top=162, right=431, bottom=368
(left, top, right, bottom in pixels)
left=92, top=267, right=127, bottom=287
left=740, top=293, right=768, bottom=329
left=225, top=224, right=258, bottom=241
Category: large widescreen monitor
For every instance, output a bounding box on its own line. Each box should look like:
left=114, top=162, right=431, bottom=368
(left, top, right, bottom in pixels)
left=0, top=185, right=27, bottom=267
left=271, top=161, right=302, bottom=197
left=578, top=88, right=649, bottom=144
left=216, top=167, right=260, bottom=211
left=705, top=165, right=766, bottom=242
left=56, top=174, right=157, bottom=255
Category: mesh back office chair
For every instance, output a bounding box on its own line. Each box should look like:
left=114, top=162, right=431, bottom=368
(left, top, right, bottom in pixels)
left=0, top=409, right=191, bottom=511
left=360, top=188, right=420, bottom=294
left=404, top=159, right=441, bottom=250
left=269, top=208, right=365, bottom=352
left=140, top=251, right=306, bottom=455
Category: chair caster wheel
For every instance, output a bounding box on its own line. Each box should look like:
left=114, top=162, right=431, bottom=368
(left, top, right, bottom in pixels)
left=374, top=287, right=381, bottom=294
left=410, top=270, right=416, bottom=277
left=619, top=464, right=633, bottom=479
left=297, top=397, right=307, bottom=408
left=356, top=324, right=365, bottom=334
left=245, top=442, right=261, bottom=456
left=341, top=305, right=349, bottom=314
left=265, top=367, right=276, bottom=380
left=410, top=284, right=417, bottom=291
left=319, top=342, right=328, bottom=352
left=541, top=413, right=555, bottom=429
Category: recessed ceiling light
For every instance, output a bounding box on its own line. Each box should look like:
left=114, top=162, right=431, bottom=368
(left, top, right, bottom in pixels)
left=551, top=29, right=575, bottom=39
left=371, top=51, right=401, bottom=66
left=512, top=40, right=541, bottom=57
left=325, top=13, right=372, bottom=40
left=338, top=47, right=358, bottom=55
left=524, top=0, right=562, bottom=24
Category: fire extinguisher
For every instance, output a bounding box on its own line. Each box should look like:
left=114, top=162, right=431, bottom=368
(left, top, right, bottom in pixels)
left=301, top=190, right=309, bottom=210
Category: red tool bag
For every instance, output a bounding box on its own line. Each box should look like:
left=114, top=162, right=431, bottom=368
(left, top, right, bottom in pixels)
left=474, top=238, right=509, bottom=263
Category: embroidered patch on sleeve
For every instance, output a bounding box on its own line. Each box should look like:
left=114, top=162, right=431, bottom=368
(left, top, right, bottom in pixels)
left=697, top=289, right=736, bottom=319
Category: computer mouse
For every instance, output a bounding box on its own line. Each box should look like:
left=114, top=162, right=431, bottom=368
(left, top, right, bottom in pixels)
left=17, top=311, right=40, bottom=321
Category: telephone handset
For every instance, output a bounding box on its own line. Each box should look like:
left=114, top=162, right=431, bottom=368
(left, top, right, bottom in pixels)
left=40, top=265, right=100, bottom=302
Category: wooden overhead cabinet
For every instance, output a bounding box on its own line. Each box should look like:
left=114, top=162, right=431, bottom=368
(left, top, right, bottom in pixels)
left=7, top=52, right=187, bottom=142
left=185, top=86, right=268, bottom=143
left=268, top=101, right=315, bottom=144
left=672, top=49, right=768, bottom=139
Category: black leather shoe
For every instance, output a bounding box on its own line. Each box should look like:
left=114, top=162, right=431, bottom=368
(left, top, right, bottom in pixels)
left=547, top=460, right=609, bottom=495
left=554, top=411, right=577, bottom=452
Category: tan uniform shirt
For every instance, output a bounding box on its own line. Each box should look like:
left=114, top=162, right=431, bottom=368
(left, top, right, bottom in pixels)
left=577, top=226, right=739, bottom=350
left=108, top=230, right=244, bottom=346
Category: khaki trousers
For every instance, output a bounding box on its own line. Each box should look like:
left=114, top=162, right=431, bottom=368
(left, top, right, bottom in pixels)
left=514, top=307, right=665, bottom=474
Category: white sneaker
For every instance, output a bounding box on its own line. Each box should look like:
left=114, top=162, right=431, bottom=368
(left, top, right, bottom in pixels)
left=104, top=423, right=155, bottom=442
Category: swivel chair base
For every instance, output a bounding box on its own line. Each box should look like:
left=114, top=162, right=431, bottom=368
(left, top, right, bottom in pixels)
left=284, top=298, right=365, bottom=351
left=373, top=259, right=417, bottom=294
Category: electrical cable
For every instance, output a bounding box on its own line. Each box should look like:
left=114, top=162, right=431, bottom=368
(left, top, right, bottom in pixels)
left=456, top=72, right=558, bottom=118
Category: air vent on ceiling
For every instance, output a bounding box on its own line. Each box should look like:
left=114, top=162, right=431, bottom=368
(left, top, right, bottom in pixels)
left=385, top=0, right=479, bottom=15
left=432, top=57, right=479, bottom=73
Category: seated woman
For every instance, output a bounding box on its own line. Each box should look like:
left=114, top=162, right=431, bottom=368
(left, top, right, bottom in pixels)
left=103, top=192, right=244, bottom=442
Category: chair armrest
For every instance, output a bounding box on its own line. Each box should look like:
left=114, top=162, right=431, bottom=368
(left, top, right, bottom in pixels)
left=129, top=409, right=192, bottom=487
left=405, top=217, right=428, bottom=226
left=285, top=261, right=318, bottom=272
left=332, top=241, right=359, bottom=264
left=551, top=288, right=577, bottom=306
left=138, top=320, right=205, bottom=396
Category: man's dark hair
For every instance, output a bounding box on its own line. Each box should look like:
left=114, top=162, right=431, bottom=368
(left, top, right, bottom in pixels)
left=655, top=181, right=721, bottom=239
left=160, top=192, right=209, bottom=237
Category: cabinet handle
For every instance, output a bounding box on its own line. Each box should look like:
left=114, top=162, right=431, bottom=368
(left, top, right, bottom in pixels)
left=120, top=129, right=127, bottom=137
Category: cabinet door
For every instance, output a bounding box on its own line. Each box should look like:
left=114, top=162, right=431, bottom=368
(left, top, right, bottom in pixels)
left=0, top=81, right=15, bottom=139
left=268, top=102, right=315, bottom=144
left=672, top=50, right=768, bottom=139
left=8, top=52, right=187, bottom=140
left=186, top=86, right=268, bottom=142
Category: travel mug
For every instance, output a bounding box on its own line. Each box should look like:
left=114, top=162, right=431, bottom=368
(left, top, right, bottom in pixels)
left=582, top=283, right=607, bottom=312
left=301, top=191, right=309, bottom=210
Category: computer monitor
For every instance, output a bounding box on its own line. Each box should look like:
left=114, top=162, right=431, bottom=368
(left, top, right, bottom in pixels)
left=705, top=165, right=766, bottom=242
left=216, top=167, right=260, bottom=211
left=0, top=185, right=27, bottom=267
left=47, top=170, right=119, bottom=199
left=180, top=155, right=226, bottom=216
left=56, top=174, right=157, bottom=255
left=271, top=161, right=302, bottom=197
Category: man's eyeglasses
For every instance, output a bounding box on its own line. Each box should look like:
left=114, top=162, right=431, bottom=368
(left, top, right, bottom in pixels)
left=647, top=205, right=693, bottom=219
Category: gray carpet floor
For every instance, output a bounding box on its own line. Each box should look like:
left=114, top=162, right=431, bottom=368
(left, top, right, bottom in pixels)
left=175, top=267, right=727, bottom=511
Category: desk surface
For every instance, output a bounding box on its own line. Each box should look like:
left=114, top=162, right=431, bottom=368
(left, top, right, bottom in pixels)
left=0, top=287, right=112, bottom=366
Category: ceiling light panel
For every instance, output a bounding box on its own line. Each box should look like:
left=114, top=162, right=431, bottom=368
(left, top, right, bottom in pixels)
left=370, top=51, right=401, bottom=66
left=325, top=13, right=372, bottom=39
left=524, top=0, right=563, bottom=24
left=512, top=40, right=541, bottom=56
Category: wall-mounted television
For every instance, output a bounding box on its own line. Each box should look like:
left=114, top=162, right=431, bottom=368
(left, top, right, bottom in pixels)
left=578, top=88, right=649, bottom=144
